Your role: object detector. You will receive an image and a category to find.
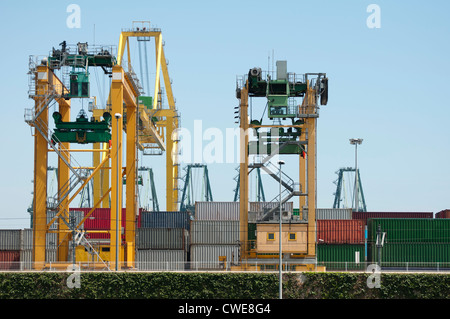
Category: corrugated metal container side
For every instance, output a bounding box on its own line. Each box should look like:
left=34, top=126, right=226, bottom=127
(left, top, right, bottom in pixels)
left=47, top=210, right=84, bottom=230
left=20, top=248, right=69, bottom=268
left=22, top=229, right=72, bottom=250
left=436, top=209, right=450, bottom=219
left=195, top=202, right=240, bottom=221
left=353, top=211, right=433, bottom=224
left=0, top=229, right=22, bottom=251
left=136, top=249, right=186, bottom=271
left=317, top=244, right=365, bottom=270
left=316, top=208, right=352, bottom=220
left=140, top=211, right=192, bottom=229
left=367, top=218, right=450, bottom=244
left=317, top=220, right=365, bottom=244
left=70, top=208, right=130, bottom=230
left=19, top=250, right=33, bottom=270
left=136, top=228, right=188, bottom=250
left=190, top=244, right=240, bottom=270
left=0, top=250, right=21, bottom=270
left=369, top=242, right=450, bottom=267
left=190, top=221, right=240, bottom=245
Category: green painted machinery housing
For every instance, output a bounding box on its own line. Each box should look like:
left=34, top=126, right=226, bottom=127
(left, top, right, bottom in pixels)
left=51, top=111, right=112, bottom=144
left=68, top=71, right=90, bottom=98
left=247, top=67, right=307, bottom=119
left=248, top=124, right=305, bottom=155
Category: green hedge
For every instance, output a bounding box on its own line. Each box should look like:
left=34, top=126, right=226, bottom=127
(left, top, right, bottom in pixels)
left=0, top=272, right=448, bottom=299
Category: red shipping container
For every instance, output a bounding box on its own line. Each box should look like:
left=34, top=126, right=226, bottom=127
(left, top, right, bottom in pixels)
left=436, top=209, right=450, bottom=219
left=0, top=251, right=20, bottom=270
left=352, top=211, right=433, bottom=224
left=317, top=219, right=365, bottom=244
left=70, top=208, right=141, bottom=229
left=69, top=208, right=141, bottom=240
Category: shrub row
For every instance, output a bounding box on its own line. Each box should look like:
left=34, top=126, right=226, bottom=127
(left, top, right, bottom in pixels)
left=0, top=272, right=448, bottom=299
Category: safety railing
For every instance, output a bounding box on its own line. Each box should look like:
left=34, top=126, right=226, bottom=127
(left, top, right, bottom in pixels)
left=1, top=261, right=449, bottom=272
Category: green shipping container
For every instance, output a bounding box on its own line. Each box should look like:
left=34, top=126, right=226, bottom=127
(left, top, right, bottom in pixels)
left=369, top=242, right=450, bottom=268
left=317, top=244, right=365, bottom=271
left=367, top=218, right=450, bottom=244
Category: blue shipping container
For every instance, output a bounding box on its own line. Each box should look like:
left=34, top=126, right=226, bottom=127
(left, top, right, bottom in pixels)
left=140, top=211, right=193, bottom=230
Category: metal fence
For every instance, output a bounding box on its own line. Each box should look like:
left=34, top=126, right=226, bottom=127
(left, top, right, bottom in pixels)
left=1, top=261, right=449, bottom=272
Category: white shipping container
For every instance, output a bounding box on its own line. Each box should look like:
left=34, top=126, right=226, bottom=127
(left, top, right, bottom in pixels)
left=22, top=229, right=59, bottom=250
left=136, top=249, right=186, bottom=271
left=190, top=244, right=240, bottom=270
left=19, top=248, right=58, bottom=269
left=195, top=202, right=241, bottom=221
left=136, top=228, right=189, bottom=250
left=190, top=221, right=240, bottom=245
left=316, top=208, right=352, bottom=220
left=0, top=229, right=22, bottom=250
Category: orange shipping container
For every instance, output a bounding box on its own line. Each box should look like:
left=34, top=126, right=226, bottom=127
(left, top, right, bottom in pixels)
left=436, top=209, right=450, bottom=219
left=0, top=250, right=20, bottom=270
left=317, top=219, right=365, bottom=244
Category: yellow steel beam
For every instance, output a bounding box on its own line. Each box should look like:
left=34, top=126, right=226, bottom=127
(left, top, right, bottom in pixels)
left=33, top=65, right=50, bottom=270
left=117, top=31, right=161, bottom=66
left=239, top=83, right=249, bottom=260
left=101, top=142, right=110, bottom=208
left=153, top=33, right=162, bottom=110
left=110, top=65, right=124, bottom=270
left=93, top=143, right=102, bottom=206
left=139, top=108, right=166, bottom=151
left=160, top=44, right=176, bottom=110
left=304, top=82, right=317, bottom=258
left=165, top=115, right=178, bottom=211
left=57, top=97, right=71, bottom=262
left=126, top=100, right=137, bottom=267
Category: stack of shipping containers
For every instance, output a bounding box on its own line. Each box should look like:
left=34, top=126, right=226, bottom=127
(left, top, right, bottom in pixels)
left=190, top=202, right=240, bottom=270
left=136, top=211, right=191, bottom=271
left=315, top=209, right=365, bottom=270
left=0, top=207, right=448, bottom=271
left=0, top=229, right=21, bottom=270
left=353, top=211, right=434, bottom=270
left=367, top=218, right=450, bottom=269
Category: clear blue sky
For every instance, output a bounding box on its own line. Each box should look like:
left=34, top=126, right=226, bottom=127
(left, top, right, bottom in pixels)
left=0, top=0, right=449, bottom=228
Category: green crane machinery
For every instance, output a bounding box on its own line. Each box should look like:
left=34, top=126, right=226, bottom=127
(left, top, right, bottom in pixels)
left=333, top=167, right=367, bottom=212
left=179, top=164, right=213, bottom=213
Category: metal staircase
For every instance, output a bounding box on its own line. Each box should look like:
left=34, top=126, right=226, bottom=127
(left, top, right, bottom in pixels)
left=249, top=160, right=303, bottom=221
left=25, top=70, right=89, bottom=234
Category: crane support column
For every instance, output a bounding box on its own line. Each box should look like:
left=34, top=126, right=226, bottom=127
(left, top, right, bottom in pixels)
left=57, top=98, right=71, bottom=262
left=32, top=65, right=49, bottom=270
left=239, top=83, right=249, bottom=260
left=305, top=83, right=317, bottom=258
left=126, top=97, right=137, bottom=267
left=110, top=66, right=124, bottom=270
left=165, top=116, right=178, bottom=211
left=306, top=117, right=316, bottom=257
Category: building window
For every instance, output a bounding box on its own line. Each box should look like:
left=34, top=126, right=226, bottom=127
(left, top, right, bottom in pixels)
left=267, top=233, right=275, bottom=241
left=288, top=233, right=296, bottom=241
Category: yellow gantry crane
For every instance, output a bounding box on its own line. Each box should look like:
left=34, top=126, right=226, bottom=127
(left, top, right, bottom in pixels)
left=25, top=22, right=179, bottom=270
left=235, top=63, right=328, bottom=270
